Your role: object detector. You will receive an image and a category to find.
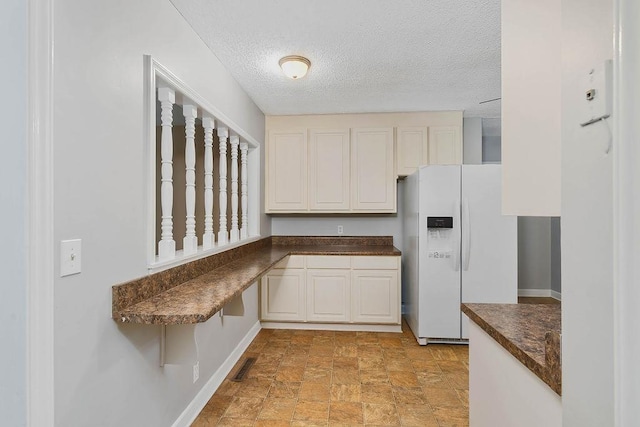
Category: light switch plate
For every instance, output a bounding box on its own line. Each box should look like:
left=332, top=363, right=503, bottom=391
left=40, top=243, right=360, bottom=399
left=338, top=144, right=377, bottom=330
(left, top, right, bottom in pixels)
left=60, top=239, right=82, bottom=277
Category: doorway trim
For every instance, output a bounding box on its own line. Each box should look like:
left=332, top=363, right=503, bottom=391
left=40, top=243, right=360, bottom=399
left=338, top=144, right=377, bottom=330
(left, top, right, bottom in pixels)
left=27, top=0, right=55, bottom=424
left=613, top=0, right=640, bottom=425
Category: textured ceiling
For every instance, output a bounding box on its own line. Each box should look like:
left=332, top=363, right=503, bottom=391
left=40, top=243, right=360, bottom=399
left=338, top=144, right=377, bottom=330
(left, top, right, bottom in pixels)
left=170, top=0, right=501, bottom=118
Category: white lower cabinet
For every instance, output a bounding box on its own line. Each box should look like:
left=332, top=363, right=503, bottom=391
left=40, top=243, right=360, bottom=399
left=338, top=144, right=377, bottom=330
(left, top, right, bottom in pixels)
left=306, top=269, right=350, bottom=322
left=259, top=255, right=400, bottom=326
left=351, top=270, right=399, bottom=324
left=260, top=268, right=306, bottom=321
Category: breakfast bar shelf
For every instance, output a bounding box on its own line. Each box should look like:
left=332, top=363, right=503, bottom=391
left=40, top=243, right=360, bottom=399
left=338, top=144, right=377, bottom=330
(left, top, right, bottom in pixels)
left=112, top=236, right=401, bottom=326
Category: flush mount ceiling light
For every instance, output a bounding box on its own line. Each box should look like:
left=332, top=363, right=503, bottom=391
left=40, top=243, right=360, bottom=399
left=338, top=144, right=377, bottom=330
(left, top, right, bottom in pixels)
left=279, top=55, right=311, bottom=79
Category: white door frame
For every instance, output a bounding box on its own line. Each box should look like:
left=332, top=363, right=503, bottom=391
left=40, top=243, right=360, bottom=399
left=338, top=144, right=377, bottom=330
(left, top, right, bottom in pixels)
left=27, top=0, right=55, bottom=425
left=613, top=0, right=640, bottom=425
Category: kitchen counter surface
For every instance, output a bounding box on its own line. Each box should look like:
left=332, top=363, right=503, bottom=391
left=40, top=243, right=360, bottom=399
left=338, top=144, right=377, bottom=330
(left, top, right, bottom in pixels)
left=112, top=236, right=400, bottom=325
left=461, top=303, right=561, bottom=395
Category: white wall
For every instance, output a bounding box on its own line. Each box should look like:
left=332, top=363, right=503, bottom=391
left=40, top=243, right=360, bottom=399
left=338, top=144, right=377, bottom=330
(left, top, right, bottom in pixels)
left=52, top=0, right=266, bottom=425
left=481, top=118, right=502, bottom=164
left=614, top=0, right=640, bottom=422
left=0, top=0, right=27, bottom=425
left=463, top=118, right=483, bottom=164
left=482, top=136, right=502, bottom=163
left=502, top=0, right=562, bottom=216
left=561, top=0, right=614, bottom=425
left=550, top=217, right=561, bottom=294
left=517, top=216, right=561, bottom=295
left=517, top=217, right=552, bottom=291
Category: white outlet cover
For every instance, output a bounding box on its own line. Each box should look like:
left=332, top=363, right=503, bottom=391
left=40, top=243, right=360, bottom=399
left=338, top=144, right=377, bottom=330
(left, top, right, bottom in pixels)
left=60, top=239, right=82, bottom=277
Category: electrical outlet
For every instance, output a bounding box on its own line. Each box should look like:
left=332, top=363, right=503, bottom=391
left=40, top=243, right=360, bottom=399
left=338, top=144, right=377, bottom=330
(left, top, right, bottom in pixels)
left=338, top=225, right=344, bottom=235
left=193, top=361, right=199, bottom=383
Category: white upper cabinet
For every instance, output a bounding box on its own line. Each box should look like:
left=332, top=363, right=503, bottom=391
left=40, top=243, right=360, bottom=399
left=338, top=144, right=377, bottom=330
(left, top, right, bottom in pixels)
left=428, top=126, right=462, bottom=165
left=501, top=0, right=561, bottom=216
left=351, top=127, right=396, bottom=212
left=308, top=129, right=350, bottom=211
left=396, top=126, right=429, bottom=177
left=266, top=129, right=308, bottom=211
left=265, top=112, right=462, bottom=213
left=397, top=125, right=462, bottom=177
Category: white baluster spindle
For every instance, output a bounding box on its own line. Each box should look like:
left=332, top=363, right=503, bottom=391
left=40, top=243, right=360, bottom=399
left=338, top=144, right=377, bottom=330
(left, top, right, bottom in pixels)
left=229, top=135, right=240, bottom=243
left=157, top=87, right=176, bottom=260
left=240, top=142, right=248, bottom=240
left=182, top=104, right=198, bottom=255
left=202, top=117, right=215, bottom=249
left=217, top=127, right=229, bottom=245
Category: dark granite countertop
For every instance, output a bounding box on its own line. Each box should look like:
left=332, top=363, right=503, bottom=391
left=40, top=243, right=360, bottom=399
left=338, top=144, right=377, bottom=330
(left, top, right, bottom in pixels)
left=112, top=236, right=400, bottom=325
left=461, top=303, right=561, bottom=395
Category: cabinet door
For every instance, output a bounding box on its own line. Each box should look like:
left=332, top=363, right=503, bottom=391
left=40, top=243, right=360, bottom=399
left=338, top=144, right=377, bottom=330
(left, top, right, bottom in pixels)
left=351, top=270, right=399, bottom=324
left=266, top=129, right=308, bottom=212
left=428, top=126, right=462, bottom=165
left=351, top=127, right=396, bottom=212
left=306, top=269, right=350, bottom=322
left=309, top=129, right=350, bottom=211
left=396, top=126, right=429, bottom=177
left=260, top=269, right=305, bottom=321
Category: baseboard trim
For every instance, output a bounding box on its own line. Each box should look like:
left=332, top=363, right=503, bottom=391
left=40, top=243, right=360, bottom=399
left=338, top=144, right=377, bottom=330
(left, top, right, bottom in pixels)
left=172, top=320, right=262, bottom=427
left=261, top=321, right=402, bottom=333
left=518, top=289, right=562, bottom=301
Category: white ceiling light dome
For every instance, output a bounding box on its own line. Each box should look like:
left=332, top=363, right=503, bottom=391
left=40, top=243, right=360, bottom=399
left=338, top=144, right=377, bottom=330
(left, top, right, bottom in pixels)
left=279, top=55, right=311, bottom=79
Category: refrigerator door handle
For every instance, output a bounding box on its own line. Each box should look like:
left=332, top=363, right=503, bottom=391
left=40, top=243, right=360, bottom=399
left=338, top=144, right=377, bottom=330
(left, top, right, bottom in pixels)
left=453, top=199, right=461, bottom=271
left=462, top=198, right=471, bottom=271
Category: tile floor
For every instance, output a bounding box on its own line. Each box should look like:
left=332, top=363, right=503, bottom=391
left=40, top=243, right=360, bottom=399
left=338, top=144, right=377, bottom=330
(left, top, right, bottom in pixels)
left=192, top=322, right=469, bottom=426
left=518, top=297, right=561, bottom=305
left=192, top=298, right=561, bottom=426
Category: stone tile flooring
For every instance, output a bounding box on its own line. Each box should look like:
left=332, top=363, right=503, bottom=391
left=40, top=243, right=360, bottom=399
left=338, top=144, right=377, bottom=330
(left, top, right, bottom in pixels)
left=192, top=322, right=469, bottom=426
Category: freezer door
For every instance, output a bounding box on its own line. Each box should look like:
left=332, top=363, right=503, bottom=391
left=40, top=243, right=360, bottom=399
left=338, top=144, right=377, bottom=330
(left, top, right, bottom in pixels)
left=418, top=165, right=462, bottom=339
left=461, top=165, right=518, bottom=338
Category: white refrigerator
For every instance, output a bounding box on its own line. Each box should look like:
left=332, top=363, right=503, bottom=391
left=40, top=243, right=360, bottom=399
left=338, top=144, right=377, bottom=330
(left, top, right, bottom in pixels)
left=403, top=164, right=517, bottom=344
